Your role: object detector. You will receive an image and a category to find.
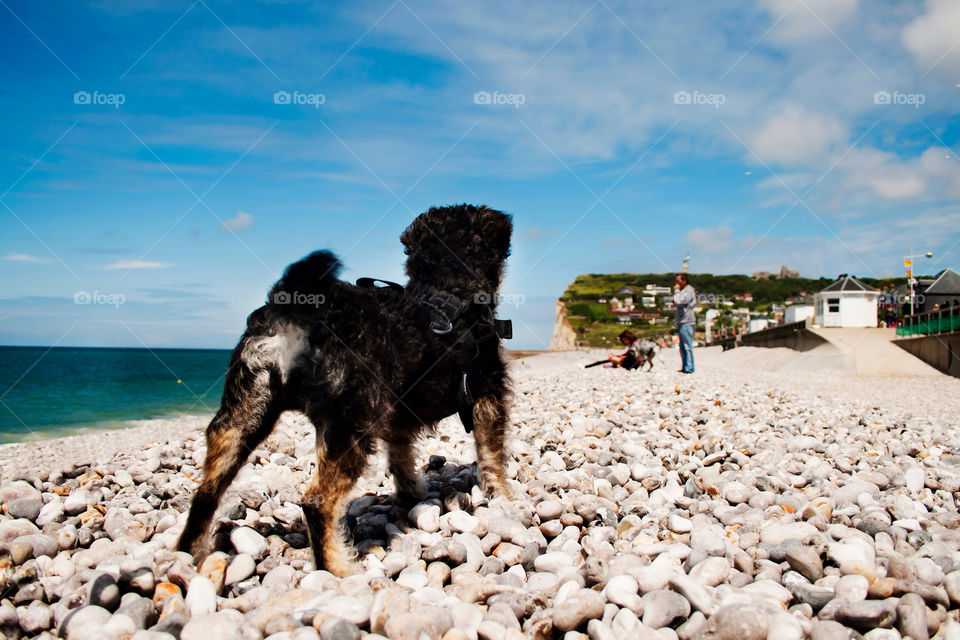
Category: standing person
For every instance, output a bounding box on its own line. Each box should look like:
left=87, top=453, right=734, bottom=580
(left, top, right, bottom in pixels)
left=674, top=273, right=695, bottom=374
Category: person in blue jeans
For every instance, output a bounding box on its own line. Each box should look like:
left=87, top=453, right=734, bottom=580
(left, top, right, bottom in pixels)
left=673, top=273, right=695, bottom=373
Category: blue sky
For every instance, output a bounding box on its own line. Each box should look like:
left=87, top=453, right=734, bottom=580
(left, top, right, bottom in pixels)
left=1, top=0, right=958, bottom=350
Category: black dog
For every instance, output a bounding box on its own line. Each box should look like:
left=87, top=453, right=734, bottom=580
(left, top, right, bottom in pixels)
left=177, top=204, right=513, bottom=575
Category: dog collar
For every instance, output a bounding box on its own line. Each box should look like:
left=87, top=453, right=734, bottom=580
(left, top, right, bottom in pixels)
left=356, top=277, right=511, bottom=339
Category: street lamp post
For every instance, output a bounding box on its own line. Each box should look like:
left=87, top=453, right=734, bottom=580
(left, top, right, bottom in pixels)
left=903, top=249, right=933, bottom=316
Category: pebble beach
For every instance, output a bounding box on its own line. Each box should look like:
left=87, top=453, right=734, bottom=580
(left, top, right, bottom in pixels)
left=2, top=345, right=960, bottom=640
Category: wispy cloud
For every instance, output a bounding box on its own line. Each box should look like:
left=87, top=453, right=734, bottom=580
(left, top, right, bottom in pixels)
left=219, top=210, right=254, bottom=233
left=2, top=253, right=52, bottom=264
left=104, top=260, right=174, bottom=270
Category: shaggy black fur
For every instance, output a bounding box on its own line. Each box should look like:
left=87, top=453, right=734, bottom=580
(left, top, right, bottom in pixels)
left=177, top=204, right=513, bottom=575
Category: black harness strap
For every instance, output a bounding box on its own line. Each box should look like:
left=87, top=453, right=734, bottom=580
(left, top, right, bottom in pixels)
left=356, top=277, right=512, bottom=433
left=355, top=277, right=404, bottom=293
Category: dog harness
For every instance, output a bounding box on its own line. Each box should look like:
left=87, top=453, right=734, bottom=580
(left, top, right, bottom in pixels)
left=356, top=278, right=512, bottom=432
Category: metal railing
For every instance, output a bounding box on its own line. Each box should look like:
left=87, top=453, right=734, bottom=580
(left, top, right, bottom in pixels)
left=897, top=306, right=960, bottom=337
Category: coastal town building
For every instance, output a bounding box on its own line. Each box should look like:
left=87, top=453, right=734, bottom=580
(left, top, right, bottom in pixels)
left=785, top=303, right=815, bottom=324
left=814, top=275, right=879, bottom=328
left=919, top=268, right=960, bottom=313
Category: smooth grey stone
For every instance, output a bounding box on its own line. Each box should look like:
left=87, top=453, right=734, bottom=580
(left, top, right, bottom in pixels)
left=230, top=527, right=268, bottom=559
left=701, top=604, right=767, bottom=640
left=833, top=599, right=897, bottom=629
left=422, top=539, right=467, bottom=566
left=320, top=616, right=362, bottom=640
left=553, top=588, right=605, bottom=633
left=945, top=571, right=960, bottom=606
left=226, top=554, right=257, bottom=586
left=87, top=573, right=120, bottom=612
left=809, top=620, right=856, bottom=640
left=116, top=593, right=155, bottom=629
left=669, top=572, right=715, bottom=615
left=785, top=546, right=823, bottom=582
left=60, top=605, right=112, bottom=638
left=18, top=600, right=53, bottom=634
left=118, top=567, right=155, bottom=597
left=642, top=589, right=690, bottom=628
left=896, top=593, right=929, bottom=640
left=782, top=571, right=834, bottom=609
left=8, top=496, right=44, bottom=520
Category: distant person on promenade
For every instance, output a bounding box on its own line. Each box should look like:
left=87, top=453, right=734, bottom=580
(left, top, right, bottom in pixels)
left=674, top=273, right=695, bottom=374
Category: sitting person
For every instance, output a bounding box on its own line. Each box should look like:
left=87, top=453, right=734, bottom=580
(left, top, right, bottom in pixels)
left=605, top=330, right=658, bottom=370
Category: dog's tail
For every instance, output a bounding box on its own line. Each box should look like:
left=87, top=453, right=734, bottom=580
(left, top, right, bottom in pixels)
left=268, top=250, right=342, bottom=309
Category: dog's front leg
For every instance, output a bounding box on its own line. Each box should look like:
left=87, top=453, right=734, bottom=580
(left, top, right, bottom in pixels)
left=302, top=431, right=368, bottom=577
left=387, top=437, right=426, bottom=503
left=472, top=393, right=512, bottom=498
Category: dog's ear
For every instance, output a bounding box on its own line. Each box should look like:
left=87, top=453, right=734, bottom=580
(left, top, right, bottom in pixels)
left=400, top=215, right=428, bottom=255
left=479, top=207, right=512, bottom=257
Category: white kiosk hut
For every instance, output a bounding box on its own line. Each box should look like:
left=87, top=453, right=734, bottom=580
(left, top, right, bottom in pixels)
left=814, top=275, right=879, bottom=327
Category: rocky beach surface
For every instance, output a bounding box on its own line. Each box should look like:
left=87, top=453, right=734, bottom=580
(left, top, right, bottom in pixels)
left=2, top=346, right=960, bottom=640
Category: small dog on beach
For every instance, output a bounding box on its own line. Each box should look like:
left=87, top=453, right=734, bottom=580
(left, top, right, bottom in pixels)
left=634, top=338, right=660, bottom=371
left=177, top=204, right=513, bottom=575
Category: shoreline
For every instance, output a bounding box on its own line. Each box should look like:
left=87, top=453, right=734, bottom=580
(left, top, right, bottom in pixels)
left=3, top=346, right=957, bottom=484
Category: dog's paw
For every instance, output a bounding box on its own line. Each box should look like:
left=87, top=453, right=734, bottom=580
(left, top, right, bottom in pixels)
left=479, top=474, right=515, bottom=500
left=324, top=552, right=362, bottom=578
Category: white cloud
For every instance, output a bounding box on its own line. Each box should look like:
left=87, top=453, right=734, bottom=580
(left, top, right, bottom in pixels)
left=839, top=146, right=960, bottom=202
left=842, top=148, right=927, bottom=200
left=902, top=0, right=960, bottom=77
left=759, top=0, right=858, bottom=40
left=104, top=260, right=174, bottom=270
left=747, top=105, right=848, bottom=167
left=2, top=253, right=52, bottom=263
left=219, top=210, right=254, bottom=233
left=685, top=224, right=735, bottom=255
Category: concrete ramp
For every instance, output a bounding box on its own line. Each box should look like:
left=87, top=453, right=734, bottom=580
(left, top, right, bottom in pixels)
left=777, top=341, right=856, bottom=373
left=805, top=327, right=942, bottom=376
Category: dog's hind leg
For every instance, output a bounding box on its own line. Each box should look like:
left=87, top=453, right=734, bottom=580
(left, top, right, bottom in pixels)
left=302, top=426, right=371, bottom=577
left=387, top=437, right=425, bottom=503
left=473, top=392, right=512, bottom=498
left=177, top=362, right=280, bottom=562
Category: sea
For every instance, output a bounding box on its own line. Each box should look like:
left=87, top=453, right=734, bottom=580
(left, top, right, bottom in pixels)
left=0, top=346, right=232, bottom=444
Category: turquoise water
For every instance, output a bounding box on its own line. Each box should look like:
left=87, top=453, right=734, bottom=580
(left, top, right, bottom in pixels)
left=0, top=346, right=231, bottom=444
